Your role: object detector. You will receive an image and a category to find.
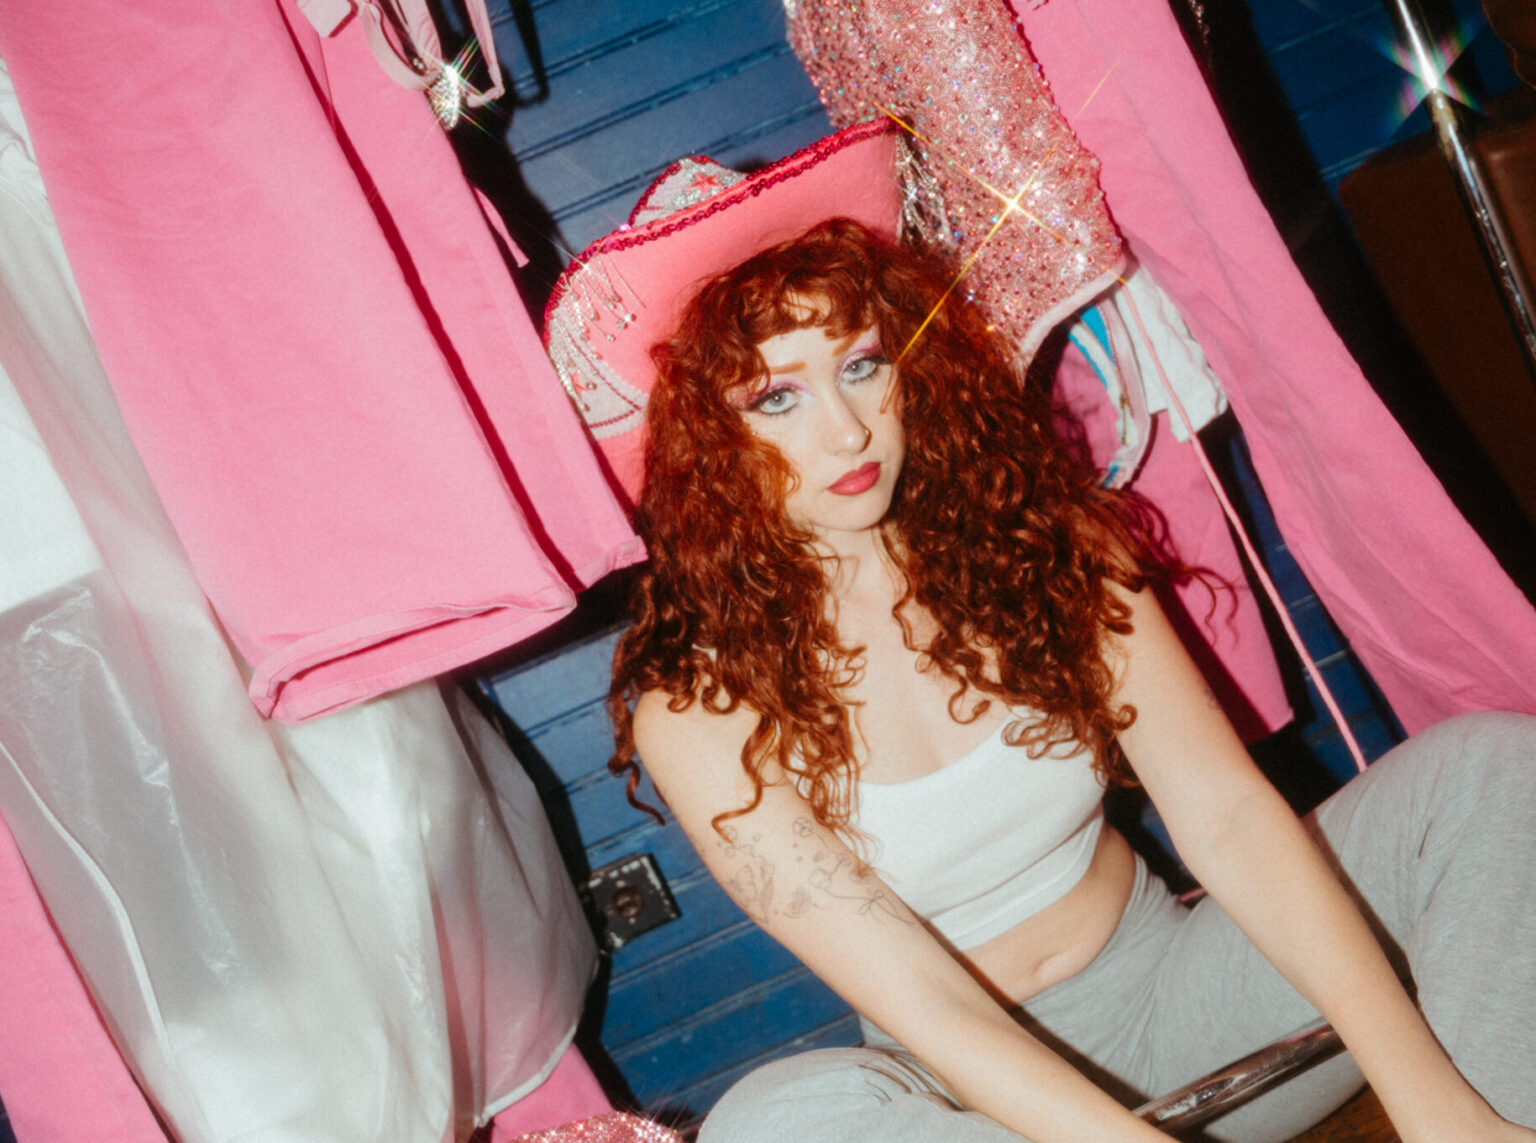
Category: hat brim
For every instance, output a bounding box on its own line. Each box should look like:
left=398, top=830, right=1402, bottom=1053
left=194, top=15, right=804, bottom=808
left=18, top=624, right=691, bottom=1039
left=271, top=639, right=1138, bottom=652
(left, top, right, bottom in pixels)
left=544, top=119, right=905, bottom=505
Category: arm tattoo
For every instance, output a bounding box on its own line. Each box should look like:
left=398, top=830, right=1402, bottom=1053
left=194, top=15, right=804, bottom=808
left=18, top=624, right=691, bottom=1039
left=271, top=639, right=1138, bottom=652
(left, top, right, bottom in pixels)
left=718, top=826, right=775, bottom=923
left=717, top=819, right=909, bottom=927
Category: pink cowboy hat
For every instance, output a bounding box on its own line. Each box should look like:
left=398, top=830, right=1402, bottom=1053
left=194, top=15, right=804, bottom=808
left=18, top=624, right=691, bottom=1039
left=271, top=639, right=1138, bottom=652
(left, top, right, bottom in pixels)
left=544, top=118, right=906, bottom=505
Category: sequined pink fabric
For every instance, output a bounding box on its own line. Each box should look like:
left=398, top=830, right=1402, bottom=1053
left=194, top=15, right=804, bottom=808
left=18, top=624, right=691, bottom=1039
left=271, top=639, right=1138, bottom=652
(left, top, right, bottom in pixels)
left=785, top=0, right=1123, bottom=361
left=513, top=1111, right=685, bottom=1143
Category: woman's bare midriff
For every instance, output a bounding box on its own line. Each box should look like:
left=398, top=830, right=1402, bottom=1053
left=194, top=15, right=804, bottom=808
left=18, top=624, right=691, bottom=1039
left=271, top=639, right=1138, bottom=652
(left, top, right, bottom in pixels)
left=954, top=823, right=1138, bottom=1005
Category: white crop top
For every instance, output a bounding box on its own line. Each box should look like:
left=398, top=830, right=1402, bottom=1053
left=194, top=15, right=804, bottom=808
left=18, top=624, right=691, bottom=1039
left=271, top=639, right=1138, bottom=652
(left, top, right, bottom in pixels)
left=848, top=719, right=1104, bottom=950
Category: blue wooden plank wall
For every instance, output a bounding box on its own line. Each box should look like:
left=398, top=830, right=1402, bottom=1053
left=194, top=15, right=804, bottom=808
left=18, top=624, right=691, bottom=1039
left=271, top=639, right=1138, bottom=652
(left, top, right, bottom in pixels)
left=1208, top=430, right=1403, bottom=784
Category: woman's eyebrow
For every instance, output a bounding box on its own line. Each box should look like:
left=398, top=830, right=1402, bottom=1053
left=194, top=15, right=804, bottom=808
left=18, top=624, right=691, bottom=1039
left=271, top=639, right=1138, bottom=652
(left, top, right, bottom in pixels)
left=769, top=330, right=877, bottom=374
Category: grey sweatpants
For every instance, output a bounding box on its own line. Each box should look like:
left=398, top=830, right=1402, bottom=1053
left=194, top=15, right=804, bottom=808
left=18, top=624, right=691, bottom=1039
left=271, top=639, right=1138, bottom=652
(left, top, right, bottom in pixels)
left=698, top=712, right=1536, bottom=1142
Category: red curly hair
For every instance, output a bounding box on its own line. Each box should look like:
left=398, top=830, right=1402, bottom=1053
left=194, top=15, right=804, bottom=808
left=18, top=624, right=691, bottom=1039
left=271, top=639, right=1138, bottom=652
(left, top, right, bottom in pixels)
left=608, top=218, right=1158, bottom=837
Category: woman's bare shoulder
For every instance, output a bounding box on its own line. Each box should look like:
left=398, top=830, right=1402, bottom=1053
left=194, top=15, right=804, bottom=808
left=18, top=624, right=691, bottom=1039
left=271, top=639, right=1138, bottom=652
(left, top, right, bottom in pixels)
left=632, top=687, right=778, bottom=805
left=633, top=686, right=755, bottom=747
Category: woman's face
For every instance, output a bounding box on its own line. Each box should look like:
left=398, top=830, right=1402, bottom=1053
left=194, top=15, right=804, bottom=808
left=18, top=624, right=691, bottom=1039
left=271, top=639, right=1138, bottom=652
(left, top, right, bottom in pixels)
left=736, top=321, right=905, bottom=544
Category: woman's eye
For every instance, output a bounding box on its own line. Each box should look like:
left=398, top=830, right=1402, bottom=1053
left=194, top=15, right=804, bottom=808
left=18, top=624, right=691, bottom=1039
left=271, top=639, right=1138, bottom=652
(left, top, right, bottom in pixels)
left=749, top=385, right=800, bottom=415
left=842, top=354, right=887, bottom=383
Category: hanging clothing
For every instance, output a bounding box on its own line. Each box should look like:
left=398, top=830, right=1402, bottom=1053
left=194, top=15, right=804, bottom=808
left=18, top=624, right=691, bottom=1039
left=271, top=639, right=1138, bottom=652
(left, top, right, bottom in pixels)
left=1058, top=260, right=1231, bottom=485
left=783, top=0, right=1291, bottom=739
left=0, top=818, right=166, bottom=1143
left=1106, top=263, right=1231, bottom=444
left=785, top=0, right=1124, bottom=363
left=1008, top=0, right=1536, bottom=730
left=0, top=60, right=605, bottom=1143
left=0, top=0, right=643, bottom=724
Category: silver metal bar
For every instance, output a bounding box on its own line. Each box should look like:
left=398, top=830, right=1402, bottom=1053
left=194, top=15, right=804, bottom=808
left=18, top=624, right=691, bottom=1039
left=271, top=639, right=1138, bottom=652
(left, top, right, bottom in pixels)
left=1382, top=0, right=1536, bottom=382
left=1132, top=1018, right=1345, bottom=1132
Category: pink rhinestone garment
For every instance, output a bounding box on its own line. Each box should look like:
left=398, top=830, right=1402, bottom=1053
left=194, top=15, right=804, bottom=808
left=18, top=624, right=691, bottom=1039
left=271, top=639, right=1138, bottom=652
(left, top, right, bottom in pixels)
left=512, top=1111, right=685, bottom=1143
left=785, top=0, right=1123, bottom=361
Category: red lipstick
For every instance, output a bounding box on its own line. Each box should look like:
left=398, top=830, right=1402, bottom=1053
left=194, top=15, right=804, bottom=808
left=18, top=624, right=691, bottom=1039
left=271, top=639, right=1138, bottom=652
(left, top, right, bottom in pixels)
left=829, top=462, right=881, bottom=495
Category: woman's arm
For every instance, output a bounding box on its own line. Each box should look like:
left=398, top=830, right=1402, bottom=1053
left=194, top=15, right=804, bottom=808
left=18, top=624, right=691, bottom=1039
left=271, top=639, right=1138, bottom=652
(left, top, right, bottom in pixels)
left=633, top=691, right=1172, bottom=1143
left=1107, top=583, right=1531, bottom=1143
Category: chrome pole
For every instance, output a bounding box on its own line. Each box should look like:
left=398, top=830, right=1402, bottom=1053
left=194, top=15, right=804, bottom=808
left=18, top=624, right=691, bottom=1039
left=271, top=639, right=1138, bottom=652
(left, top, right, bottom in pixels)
left=1382, top=0, right=1536, bottom=382
left=1133, top=1019, right=1344, bottom=1131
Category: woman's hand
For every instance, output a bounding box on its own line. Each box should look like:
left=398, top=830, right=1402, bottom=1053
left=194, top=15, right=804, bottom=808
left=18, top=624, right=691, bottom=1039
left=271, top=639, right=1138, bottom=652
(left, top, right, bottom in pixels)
left=1390, top=1086, right=1536, bottom=1143
left=1406, top=1113, right=1536, bottom=1143
left=1474, top=1116, right=1536, bottom=1143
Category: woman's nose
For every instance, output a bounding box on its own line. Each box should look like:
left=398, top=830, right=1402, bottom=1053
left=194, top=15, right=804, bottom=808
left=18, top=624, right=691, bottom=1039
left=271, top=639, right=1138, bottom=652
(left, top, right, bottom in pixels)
left=823, top=394, right=871, bottom=453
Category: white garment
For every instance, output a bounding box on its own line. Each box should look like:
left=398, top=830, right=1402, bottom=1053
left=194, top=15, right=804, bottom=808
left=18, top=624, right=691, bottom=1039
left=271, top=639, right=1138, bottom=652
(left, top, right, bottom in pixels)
left=1066, top=261, right=1230, bottom=488
left=0, top=60, right=593, bottom=1143
left=851, top=724, right=1104, bottom=949
left=1111, top=262, right=1228, bottom=442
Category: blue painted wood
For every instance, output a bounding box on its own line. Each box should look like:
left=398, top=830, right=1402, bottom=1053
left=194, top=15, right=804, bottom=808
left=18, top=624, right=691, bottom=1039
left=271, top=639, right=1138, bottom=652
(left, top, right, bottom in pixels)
left=474, top=0, right=830, bottom=253
left=485, top=629, right=623, bottom=730
left=655, top=1011, right=864, bottom=1121
left=521, top=63, right=826, bottom=250
left=1243, top=0, right=1342, bottom=53
left=493, top=0, right=759, bottom=92
left=536, top=85, right=827, bottom=248
left=1239, top=0, right=1519, bottom=190
left=608, top=867, right=752, bottom=964
left=1265, top=7, right=1400, bottom=111
left=602, top=921, right=805, bottom=1044
left=609, top=967, right=858, bottom=1116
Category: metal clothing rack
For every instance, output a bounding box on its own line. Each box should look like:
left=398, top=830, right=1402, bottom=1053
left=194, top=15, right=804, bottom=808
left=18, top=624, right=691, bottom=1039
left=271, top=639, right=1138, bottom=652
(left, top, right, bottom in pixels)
left=1386, top=0, right=1536, bottom=383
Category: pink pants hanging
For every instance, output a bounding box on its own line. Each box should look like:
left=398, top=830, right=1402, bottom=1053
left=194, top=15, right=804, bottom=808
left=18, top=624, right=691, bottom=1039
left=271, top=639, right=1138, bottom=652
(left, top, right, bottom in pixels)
left=0, top=0, right=644, bottom=723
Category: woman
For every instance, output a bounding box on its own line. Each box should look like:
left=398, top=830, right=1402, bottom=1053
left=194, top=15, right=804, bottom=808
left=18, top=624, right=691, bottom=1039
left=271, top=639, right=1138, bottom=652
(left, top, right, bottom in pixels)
left=546, top=122, right=1536, bottom=1141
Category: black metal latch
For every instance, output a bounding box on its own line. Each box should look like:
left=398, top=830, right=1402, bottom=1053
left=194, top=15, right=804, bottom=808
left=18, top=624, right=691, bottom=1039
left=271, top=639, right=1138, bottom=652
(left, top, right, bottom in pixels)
left=580, top=853, right=680, bottom=950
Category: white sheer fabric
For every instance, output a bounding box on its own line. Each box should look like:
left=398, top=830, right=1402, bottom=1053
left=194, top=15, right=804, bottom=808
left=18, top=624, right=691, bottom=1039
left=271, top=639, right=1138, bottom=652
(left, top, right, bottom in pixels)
left=0, top=61, right=594, bottom=1143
